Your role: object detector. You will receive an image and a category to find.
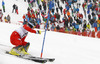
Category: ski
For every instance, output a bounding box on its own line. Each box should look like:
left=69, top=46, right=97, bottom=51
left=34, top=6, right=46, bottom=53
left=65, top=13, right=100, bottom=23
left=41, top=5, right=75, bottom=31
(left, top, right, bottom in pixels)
left=6, top=51, right=47, bottom=63
left=0, top=44, right=55, bottom=63
left=29, top=56, right=55, bottom=62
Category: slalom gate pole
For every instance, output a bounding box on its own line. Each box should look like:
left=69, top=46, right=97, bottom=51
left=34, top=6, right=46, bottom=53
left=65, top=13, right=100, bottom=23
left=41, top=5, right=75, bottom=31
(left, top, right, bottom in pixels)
left=40, top=10, right=50, bottom=58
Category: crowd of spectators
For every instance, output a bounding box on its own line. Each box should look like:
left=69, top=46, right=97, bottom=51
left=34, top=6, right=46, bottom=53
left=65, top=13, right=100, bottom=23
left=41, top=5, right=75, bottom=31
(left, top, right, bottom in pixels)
left=0, top=0, right=100, bottom=38
left=22, top=0, right=100, bottom=38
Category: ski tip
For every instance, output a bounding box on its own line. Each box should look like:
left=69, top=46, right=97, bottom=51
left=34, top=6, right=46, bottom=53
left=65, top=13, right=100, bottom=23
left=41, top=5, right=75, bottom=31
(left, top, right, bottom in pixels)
left=31, top=59, right=47, bottom=63
left=48, top=58, right=55, bottom=62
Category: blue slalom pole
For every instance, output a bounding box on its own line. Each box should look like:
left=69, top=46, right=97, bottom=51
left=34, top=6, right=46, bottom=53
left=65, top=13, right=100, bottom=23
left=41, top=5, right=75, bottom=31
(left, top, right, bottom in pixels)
left=40, top=10, right=50, bottom=58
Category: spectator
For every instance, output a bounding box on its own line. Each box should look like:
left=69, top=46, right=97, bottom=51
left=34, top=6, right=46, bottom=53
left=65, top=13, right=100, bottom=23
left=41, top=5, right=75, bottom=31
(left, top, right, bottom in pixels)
left=56, top=7, right=58, bottom=13
left=59, top=6, right=63, bottom=15
left=88, top=14, right=91, bottom=21
left=87, top=23, right=90, bottom=29
left=39, top=4, right=42, bottom=11
left=56, top=25, right=60, bottom=31
left=57, top=1, right=59, bottom=7
left=75, top=23, right=79, bottom=32
left=7, top=14, right=11, bottom=23
left=67, top=10, right=70, bottom=17
left=56, top=13, right=60, bottom=21
left=51, top=8, right=55, bottom=15
left=4, top=16, right=8, bottom=23
left=0, top=9, right=3, bottom=22
left=93, top=21, right=97, bottom=32
left=63, top=8, right=66, bottom=16
left=12, top=4, right=16, bottom=13
left=51, top=23, right=55, bottom=31
left=35, top=23, right=40, bottom=29
left=43, top=1, right=46, bottom=12
left=83, top=22, right=87, bottom=31
left=2, top=0, right=5, bottom=12
left=97, top=19, right=100, bottom=31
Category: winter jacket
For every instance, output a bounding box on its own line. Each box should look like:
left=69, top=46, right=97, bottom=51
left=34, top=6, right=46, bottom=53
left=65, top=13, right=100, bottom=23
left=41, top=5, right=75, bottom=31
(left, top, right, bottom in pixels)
left=87, top=9, right=90, bottom=14
left=83, top=23, right=87, bottom=29
left=97, top=19, right=100, bottom=24
left=65, top=5, right=69, bottom=10
left=88, top=14, right=91, bottom=20
left=93, top=22, right=97, bottom=27
left=75, top=24, right=79, bottom=29
left=13, top=4, right=16, bottom=9
left=2, top=1, right=5, bottom=6
left=76, top=8, right=79, bottom=12
left=87, top=24, right=90, bottom=29
left=72, top=22, right=76, bottom=28
left=41, top=0, right=43, bottom=2
left=36, top=18, right=41, bottom=25
left=67, top=11, right=70, bottom=16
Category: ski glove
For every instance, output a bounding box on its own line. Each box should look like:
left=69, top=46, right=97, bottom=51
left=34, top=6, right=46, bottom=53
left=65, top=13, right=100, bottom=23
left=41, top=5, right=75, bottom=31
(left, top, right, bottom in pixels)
left=36, top=30, right=41, bottom=34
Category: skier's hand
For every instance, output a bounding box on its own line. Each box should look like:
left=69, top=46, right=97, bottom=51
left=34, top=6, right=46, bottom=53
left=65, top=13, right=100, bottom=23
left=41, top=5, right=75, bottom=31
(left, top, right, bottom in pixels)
left=36, top=30, right=41, bottom=34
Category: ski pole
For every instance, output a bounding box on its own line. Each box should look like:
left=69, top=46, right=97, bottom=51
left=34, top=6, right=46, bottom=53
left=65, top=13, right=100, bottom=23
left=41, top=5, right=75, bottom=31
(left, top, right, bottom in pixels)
left=40, top=10, right=50, bottom=58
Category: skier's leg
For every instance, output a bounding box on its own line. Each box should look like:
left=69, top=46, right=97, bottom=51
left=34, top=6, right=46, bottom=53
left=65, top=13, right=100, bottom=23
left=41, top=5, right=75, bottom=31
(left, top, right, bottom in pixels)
left=9, top=31, right=23, bottom=55
left=23, top=42, right=30, bottom=52
left=21, top=42, right=30, bottom=55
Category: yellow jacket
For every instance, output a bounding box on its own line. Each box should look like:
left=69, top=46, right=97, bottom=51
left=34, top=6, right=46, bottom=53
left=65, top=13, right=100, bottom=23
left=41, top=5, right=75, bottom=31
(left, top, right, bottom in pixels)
left=4, top=19, right=7, bottom=22
left=87, top=24, right=90, bottom=29
left=41, top=0, right=44, bottom=2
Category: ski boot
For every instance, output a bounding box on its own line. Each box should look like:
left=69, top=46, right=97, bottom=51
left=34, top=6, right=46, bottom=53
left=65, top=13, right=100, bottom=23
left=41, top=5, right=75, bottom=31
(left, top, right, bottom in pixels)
left=20, top=43, right=30, bottom=55
left=9, top=45, right=23, bottom=56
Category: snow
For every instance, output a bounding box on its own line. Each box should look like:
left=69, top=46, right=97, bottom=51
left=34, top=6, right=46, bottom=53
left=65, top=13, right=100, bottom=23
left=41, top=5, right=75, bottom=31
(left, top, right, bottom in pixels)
left=0, top=0, right=100, bottom=64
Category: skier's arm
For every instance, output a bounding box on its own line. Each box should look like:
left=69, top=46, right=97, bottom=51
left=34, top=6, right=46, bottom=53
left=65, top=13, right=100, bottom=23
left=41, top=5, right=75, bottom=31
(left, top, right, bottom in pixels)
left=23, top=24, right=36, bottom=33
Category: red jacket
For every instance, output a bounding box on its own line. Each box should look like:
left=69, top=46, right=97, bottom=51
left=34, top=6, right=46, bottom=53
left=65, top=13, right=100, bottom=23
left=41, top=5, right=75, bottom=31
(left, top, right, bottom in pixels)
left=31, top=13, right=35, bottom=18
left=63, top=9, right=66, bottom=15
left=27, top=11, right=31, bottom=18
left=23, top=15, right=25, bottom=19
left=10, top=24, right=36, bottom=46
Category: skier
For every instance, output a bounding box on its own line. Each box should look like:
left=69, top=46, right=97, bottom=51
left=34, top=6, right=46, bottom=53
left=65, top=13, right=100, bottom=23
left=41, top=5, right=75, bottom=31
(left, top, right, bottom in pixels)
left=9, top=20, right=41, bottom=56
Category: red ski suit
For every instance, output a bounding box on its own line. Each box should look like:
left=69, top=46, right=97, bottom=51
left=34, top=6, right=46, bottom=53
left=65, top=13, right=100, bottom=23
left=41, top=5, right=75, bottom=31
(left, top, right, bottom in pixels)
left=10, top=24, right=36, bottom=46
